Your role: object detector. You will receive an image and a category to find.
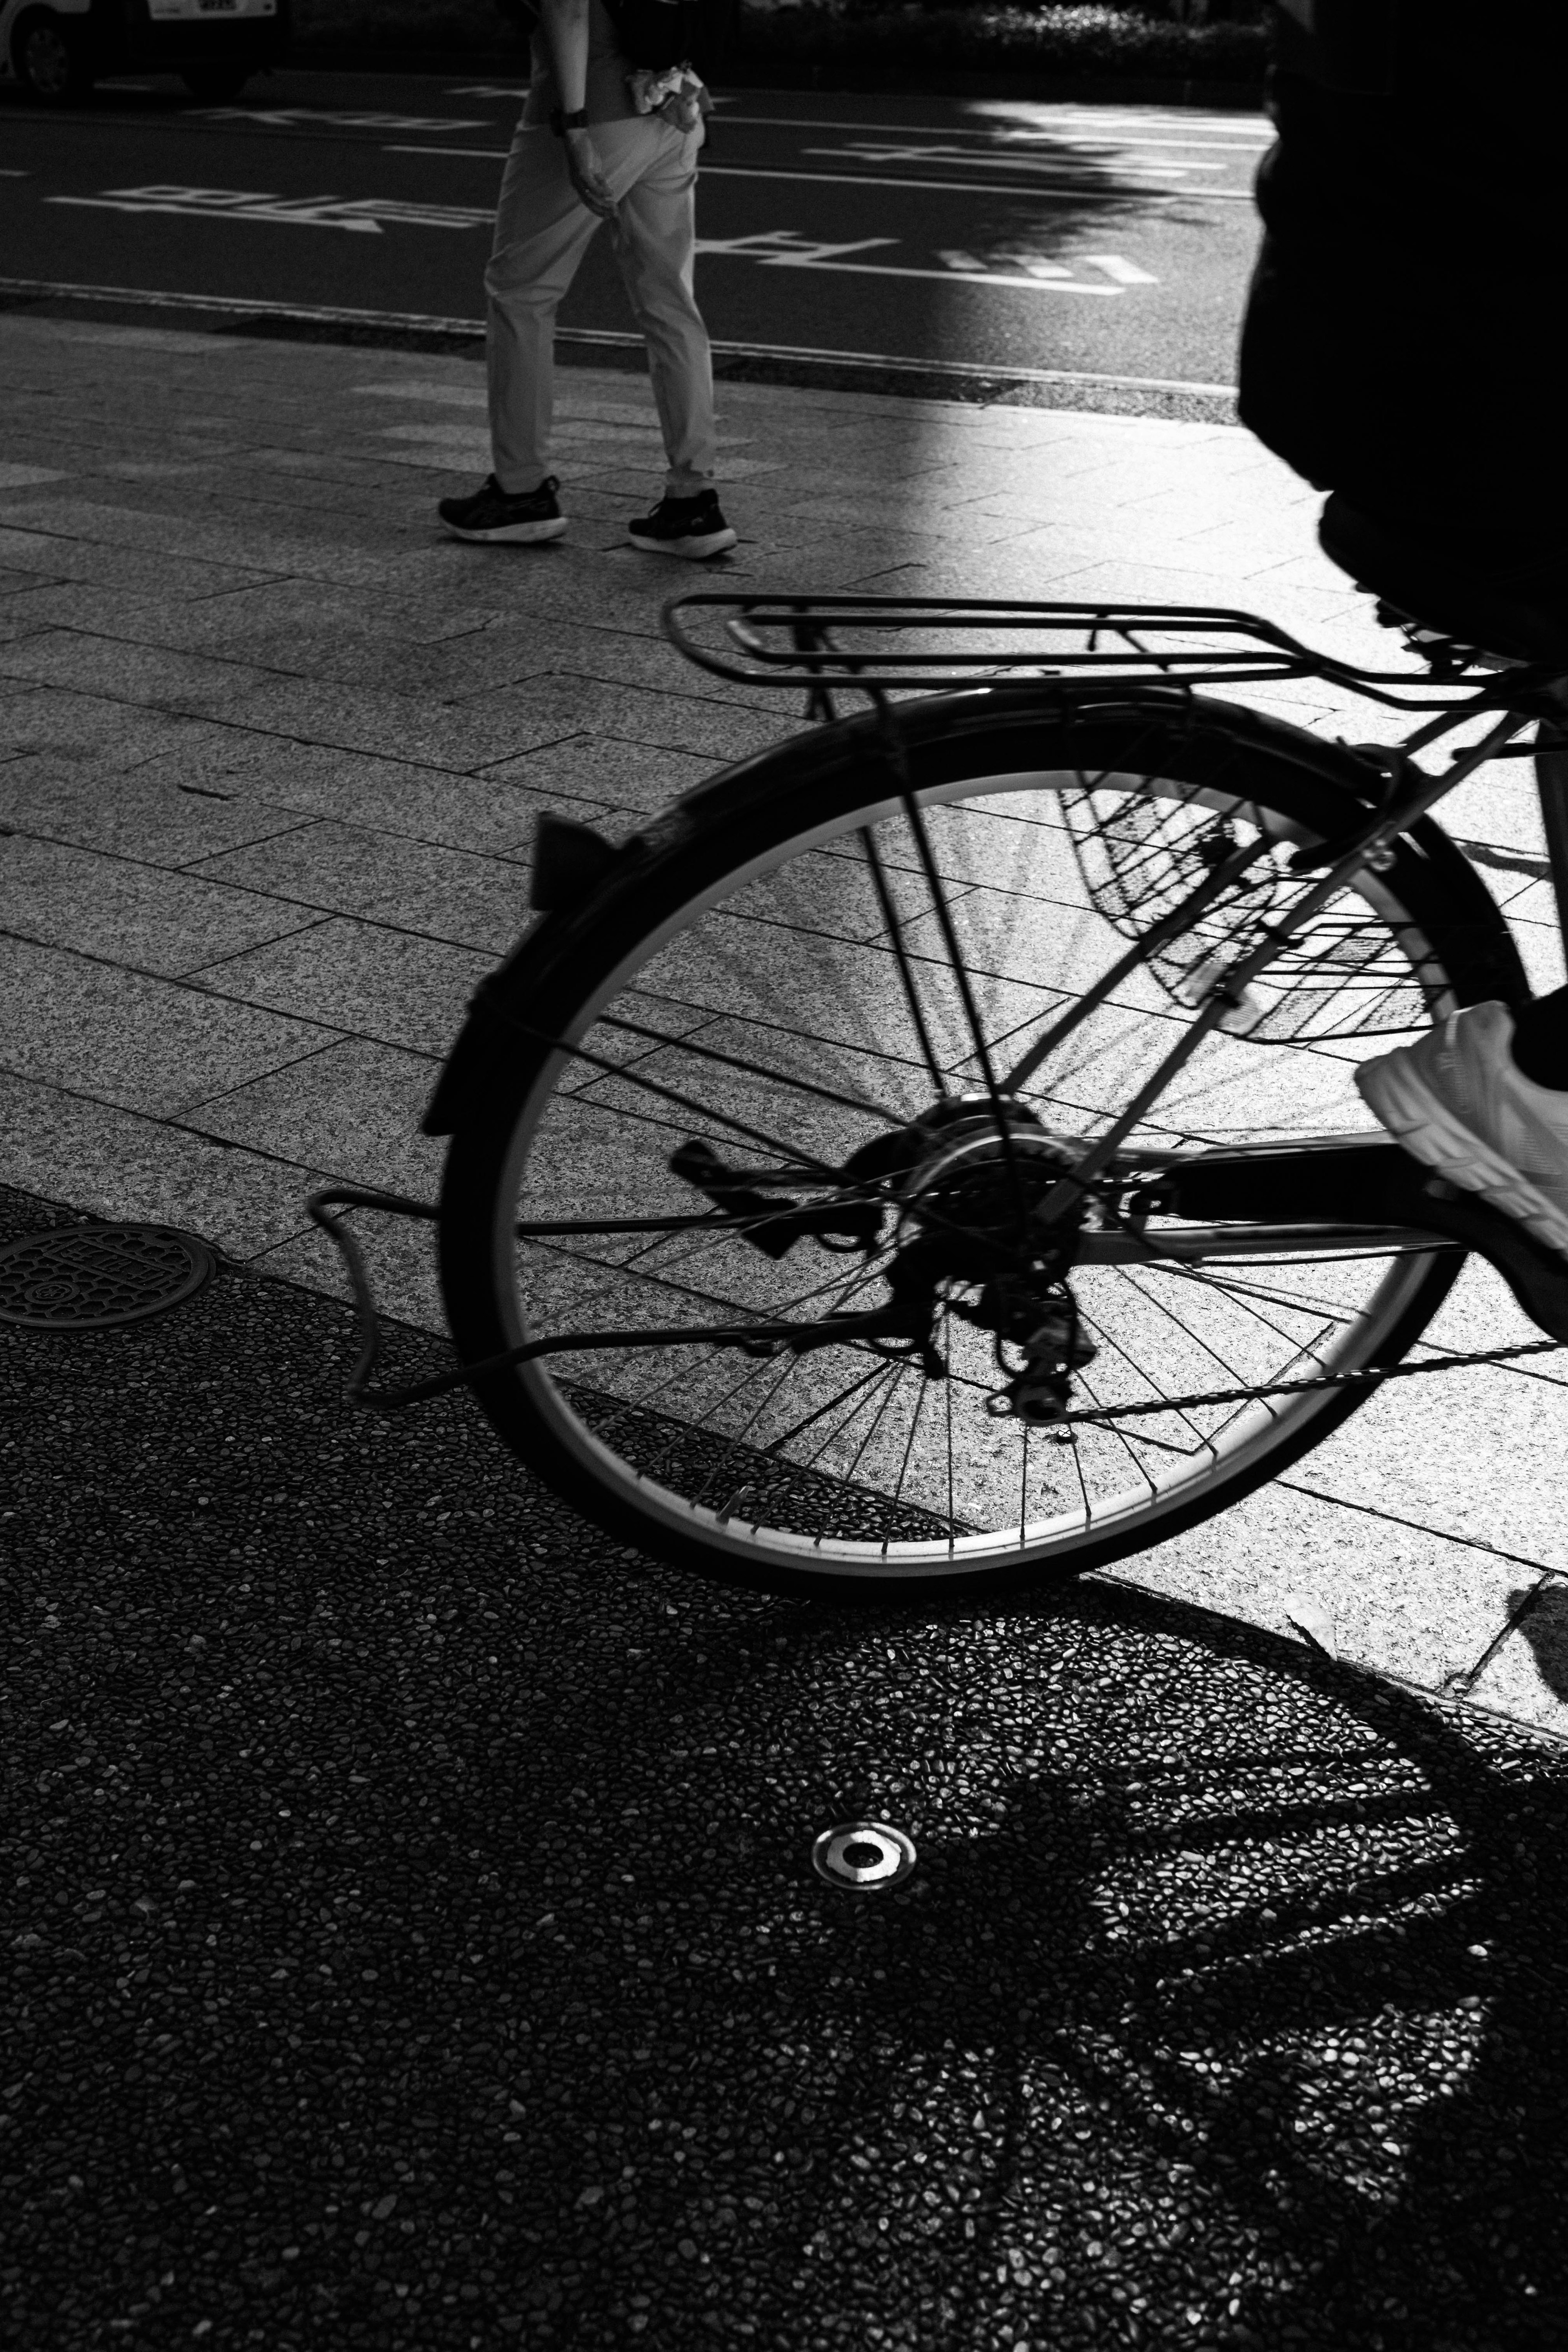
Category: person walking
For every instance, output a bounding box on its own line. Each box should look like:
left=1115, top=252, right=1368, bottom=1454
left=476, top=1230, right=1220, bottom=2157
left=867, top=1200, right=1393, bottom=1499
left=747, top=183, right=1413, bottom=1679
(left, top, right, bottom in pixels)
left=438, top=0, right=736, bottom=560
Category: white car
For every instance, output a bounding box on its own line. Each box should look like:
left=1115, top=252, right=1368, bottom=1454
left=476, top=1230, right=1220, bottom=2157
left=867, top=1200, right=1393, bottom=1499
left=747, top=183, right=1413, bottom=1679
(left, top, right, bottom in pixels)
left=0, top=0, right=291, bottom=105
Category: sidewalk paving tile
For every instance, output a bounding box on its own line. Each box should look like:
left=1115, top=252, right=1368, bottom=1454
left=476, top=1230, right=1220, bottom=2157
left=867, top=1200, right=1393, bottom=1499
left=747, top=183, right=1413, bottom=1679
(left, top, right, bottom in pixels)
left=157, top=734, right=600, bottom=856
left=180, top=1032, right=445, bottom=1197
left=1101, top=1474, right=1532, bottom=1700
left=1459, top=1580, right=1568, bottom=1738
left=0, top=933, right=338, bottom=1119
left=0, top=1071, right=317, bottom=1258
left=195, top=675, right=579, bottom=772
left=1, top=687, right=225, bottom=767
left=0, top=626, right=272, bottom=713
left=190, top=821, right=534, bottom=954
left=2, top=831, right=318, bottom=974
left=0, top=523, right=279, bottom=599
left=0, top=751, right=310, bottom=865
left=481, top=735, right=718, bottom=820
left=1269, top=1360, right=1568, bottom=1577
left=190, top=918, right=494, bottom=1058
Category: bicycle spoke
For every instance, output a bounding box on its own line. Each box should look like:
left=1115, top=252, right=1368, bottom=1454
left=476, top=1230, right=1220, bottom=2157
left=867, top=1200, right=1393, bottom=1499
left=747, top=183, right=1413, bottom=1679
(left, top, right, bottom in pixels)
left=482, top=704, right=1470, bottom=1578
left=859, top=826, right=948, bottom=1096
left=517, top=1021, right=843, bottom=1174
left=597, top=1009, right=906, bottom=1128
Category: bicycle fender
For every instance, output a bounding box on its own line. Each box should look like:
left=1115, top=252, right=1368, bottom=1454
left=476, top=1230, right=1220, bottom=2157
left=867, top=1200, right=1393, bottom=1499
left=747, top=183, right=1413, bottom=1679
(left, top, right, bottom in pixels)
left=422, top=812, right=668, bottom=1137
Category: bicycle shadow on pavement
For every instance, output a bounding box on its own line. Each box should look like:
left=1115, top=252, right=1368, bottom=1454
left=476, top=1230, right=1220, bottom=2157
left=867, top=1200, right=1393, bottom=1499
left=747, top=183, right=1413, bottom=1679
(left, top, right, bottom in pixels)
left=5, top=1204, right=1568, bottom=2352
left=717, top=1583, right=1568, bottom=2352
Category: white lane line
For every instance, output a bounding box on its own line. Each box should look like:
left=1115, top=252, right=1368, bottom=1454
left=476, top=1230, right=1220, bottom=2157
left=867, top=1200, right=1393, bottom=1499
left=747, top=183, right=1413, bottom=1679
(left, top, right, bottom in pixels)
left=706, top=163, right=1250, bottom=203
left=804, top=141, right=1229, bottom=175
left=0, top=276, right=1237, bottom=395
left=381, top=146, right=1245, bottom=201
left=704, top=109, right=1271, bottom=143
left=694, top=228, right=1125, bottom=292
left=194, top=108, right=495, bottom=129
left=435, top=100, right=1270, bottom=149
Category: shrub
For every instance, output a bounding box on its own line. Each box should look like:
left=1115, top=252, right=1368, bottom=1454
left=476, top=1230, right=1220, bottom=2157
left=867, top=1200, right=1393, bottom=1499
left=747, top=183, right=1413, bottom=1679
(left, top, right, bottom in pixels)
left=738, top=2, right=1268, bottom=78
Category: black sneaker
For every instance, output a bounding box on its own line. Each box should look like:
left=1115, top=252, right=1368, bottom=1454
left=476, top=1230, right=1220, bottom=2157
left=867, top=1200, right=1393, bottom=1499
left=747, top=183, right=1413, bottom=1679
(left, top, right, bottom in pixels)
left=627, top=489, right=737, bottom=560
left=438, top=474, right=566, bottom=545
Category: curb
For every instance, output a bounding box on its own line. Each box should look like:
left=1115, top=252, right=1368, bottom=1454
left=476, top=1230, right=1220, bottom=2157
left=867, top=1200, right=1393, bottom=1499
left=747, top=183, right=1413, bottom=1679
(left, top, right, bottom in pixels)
left=0, top=276, right=1240, bottom=420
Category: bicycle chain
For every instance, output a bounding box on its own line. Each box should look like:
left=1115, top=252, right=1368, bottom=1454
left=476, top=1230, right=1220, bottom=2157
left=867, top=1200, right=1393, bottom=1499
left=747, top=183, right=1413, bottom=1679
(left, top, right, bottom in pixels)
left=1060, top=1332, right=1563, bottom=1427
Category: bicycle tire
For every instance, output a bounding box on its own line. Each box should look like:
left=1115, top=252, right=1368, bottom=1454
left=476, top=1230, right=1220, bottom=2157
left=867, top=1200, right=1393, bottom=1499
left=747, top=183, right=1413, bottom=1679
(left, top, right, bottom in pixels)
left=435, top=686, right=1524, bottom=1601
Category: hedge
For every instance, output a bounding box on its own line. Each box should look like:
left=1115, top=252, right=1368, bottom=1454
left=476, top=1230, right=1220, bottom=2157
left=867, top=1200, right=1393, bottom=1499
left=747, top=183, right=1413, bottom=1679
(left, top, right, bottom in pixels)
left=290, top=0, right=1270, bottom=83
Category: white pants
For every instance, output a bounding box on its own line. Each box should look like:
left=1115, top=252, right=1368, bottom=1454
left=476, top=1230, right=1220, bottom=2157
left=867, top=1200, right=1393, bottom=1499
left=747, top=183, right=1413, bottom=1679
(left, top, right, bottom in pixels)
left=483, top=116, right=718, bottom=497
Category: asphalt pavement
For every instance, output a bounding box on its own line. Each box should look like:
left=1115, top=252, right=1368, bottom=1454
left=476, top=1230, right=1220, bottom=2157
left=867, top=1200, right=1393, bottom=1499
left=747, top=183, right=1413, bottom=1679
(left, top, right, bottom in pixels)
left=7, top=1170, right=1568, bottom=2352
left=0, top=67, right=1264, bottom=398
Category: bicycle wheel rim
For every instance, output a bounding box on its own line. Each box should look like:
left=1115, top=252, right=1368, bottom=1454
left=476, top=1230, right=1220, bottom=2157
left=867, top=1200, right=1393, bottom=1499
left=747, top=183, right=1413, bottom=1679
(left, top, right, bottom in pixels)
left=461, top=737, right=1468, bottom=1589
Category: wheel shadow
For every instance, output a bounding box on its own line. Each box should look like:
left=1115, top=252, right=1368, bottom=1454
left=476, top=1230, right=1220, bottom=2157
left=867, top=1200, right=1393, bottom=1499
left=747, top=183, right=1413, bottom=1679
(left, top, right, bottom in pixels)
left=604, top=1576, right=1568, bottom=2352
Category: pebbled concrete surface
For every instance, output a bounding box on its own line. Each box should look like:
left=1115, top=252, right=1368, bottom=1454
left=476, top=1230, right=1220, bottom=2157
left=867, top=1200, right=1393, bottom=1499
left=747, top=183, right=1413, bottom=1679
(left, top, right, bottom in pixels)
left=5, top=1180, right=1568, bottom=2352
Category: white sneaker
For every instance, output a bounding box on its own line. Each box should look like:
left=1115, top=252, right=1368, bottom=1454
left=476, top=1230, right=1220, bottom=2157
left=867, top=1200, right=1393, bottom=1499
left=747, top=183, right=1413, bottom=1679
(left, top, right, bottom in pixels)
left=1356, top=1000, right=1568, bottom=1258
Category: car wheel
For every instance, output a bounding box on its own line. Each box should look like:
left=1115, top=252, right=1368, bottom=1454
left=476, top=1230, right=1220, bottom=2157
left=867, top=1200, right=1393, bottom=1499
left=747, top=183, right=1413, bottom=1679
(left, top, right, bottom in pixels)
left=14, top=9, right=94, bottom=102
left=180, top=67, right=251, bottom=101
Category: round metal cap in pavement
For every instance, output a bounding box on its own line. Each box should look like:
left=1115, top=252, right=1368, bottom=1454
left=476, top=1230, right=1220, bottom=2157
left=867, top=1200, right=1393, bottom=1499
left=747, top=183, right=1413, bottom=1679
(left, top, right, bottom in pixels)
left=0, top=1224, right=215, bottom=1331
left=812, top=1821, right=917, bottom=1893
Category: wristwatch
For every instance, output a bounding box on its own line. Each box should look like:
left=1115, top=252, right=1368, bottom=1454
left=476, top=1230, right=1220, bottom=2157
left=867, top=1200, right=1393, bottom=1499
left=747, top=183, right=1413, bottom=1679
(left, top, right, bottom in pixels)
left=553, top=106, right=589, bottom=131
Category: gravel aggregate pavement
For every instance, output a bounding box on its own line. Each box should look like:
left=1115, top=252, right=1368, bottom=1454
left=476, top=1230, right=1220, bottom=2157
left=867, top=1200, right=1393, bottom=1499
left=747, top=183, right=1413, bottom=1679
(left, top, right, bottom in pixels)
left=6, top=1180, right=1568, bottom=2351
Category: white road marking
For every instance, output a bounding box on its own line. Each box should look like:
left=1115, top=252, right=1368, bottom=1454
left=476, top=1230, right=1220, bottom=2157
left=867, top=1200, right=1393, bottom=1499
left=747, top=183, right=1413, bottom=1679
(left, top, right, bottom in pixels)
left=380, top=145, right=1248, bottom=202
left=193, top=108, right=494, bottom=129
left=695, top=228, right=1123, bottom=293
left=708, top=163, right=1255, bottom=202
left=709, top=161, right=1246, bottom=203
left=704, top=108, right=1270, bottom=143
left=1078, top=254, right=1160, bottom=285
left=805, top=142, right=1229, bottom=178
left=47, top=187, right=494, bottom=234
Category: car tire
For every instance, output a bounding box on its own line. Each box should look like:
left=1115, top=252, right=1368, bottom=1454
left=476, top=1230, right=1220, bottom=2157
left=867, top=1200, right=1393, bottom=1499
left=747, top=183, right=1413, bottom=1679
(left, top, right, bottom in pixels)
left=14, top=9, right=94, bottom=102
left=180, top=67, right=252, bottom=101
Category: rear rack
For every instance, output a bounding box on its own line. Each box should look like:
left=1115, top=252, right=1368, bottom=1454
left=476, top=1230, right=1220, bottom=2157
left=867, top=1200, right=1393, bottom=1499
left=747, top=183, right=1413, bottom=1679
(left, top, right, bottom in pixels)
left=662, top=592, right=1521, bottom=711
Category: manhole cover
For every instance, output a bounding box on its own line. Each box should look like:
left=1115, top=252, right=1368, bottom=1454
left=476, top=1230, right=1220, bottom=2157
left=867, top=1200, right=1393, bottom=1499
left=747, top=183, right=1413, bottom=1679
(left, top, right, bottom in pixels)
left=812, top=1820, right=917, bottom=1893
left=0, top=1224, right=214, bottom=1330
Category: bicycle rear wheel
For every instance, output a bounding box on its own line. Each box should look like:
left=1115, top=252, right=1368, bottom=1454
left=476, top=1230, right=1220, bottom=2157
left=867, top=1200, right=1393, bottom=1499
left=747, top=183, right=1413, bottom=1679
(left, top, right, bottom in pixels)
left=437, top=688, right=1521, bottom=1598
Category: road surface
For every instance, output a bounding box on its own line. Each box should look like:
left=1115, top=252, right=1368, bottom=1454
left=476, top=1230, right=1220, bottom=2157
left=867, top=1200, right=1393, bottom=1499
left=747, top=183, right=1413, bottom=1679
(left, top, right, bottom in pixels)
left=1, top=66, right=1268, bottom=395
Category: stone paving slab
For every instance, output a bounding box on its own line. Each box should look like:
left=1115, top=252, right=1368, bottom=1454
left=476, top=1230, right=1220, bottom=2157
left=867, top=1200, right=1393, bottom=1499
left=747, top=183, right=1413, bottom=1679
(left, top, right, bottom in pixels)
left=3, top=312, right=1566, bottom=1750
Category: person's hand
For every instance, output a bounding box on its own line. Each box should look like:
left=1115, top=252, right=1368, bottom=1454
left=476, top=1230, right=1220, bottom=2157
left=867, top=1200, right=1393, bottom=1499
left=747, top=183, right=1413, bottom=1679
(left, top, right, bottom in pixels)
left=563, top=125, right=616, bottom=219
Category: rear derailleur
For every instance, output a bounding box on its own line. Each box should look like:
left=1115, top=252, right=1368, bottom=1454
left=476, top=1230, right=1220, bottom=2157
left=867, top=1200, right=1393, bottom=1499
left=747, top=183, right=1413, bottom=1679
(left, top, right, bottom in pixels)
left=954, top=1276, right=1097, bottom=1426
